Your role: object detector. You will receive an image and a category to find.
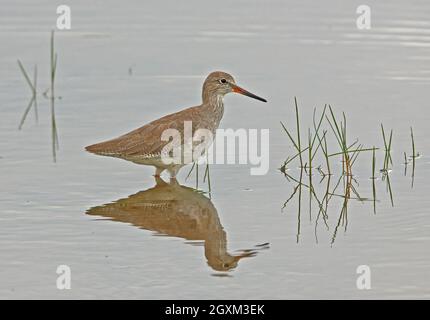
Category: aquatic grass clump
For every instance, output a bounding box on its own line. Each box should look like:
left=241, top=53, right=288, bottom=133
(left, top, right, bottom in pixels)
left=17, top=30, right=61, bottom=162
left=280, top=100, right=328, bottom=174
left=280, top=98, right=418, bottom=244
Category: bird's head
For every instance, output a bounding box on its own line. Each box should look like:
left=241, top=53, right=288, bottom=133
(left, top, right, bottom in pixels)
left=207, top=250, right=257, bottom=272
left=202, top=71, right=267, bottom=104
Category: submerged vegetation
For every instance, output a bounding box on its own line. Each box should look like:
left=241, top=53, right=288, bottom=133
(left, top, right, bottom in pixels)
left=280, top=98, right=419, bottom=244
left=17, top=30, right=60, bottom=162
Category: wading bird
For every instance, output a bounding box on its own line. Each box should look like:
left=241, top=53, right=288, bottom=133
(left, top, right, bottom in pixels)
left=85, top=71, right=267, bottom=178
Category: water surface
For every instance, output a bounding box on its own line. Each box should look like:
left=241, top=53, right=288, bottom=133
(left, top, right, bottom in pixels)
left=1, top=0, right=430, bottom=299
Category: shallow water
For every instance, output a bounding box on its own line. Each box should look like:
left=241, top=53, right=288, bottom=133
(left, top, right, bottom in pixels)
left=1, top=0, right=430, bottom=299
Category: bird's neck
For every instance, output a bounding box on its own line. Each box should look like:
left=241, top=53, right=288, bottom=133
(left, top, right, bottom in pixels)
left=204, top=95, right=224, bottom=129
left=203, top=93, right=224, bottom=112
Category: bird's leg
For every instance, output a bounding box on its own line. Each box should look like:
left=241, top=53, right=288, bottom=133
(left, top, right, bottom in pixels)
left=154, top=175, right=168, bottom=186
left=154, top=167, right=164, bottom=178
left=169, top=177, right=179, bottom=185
left=167, top=165, right=180, bottom=179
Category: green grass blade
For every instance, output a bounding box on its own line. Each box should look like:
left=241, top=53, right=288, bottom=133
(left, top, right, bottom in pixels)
left=17, top=60, right=35, bottom=92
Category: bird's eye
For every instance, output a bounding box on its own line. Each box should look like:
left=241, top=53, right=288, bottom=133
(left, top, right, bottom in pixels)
left=219, top=79, right=227, bottom=84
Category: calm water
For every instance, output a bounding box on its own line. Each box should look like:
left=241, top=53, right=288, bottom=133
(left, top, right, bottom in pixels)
left=1, top=0, right=430, bottom=299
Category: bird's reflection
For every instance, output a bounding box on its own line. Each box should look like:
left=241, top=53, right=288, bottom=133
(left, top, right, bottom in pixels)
left=86, top=177, right=265, bottom=272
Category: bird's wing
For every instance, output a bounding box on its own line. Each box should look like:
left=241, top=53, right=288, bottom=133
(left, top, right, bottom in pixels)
left=85, top=105, right=202, bottom=157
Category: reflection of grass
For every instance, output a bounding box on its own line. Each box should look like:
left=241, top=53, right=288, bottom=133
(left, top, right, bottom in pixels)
left=382, top=171, right=394, bottom=206
left=280, top=99, right=418, bottom=244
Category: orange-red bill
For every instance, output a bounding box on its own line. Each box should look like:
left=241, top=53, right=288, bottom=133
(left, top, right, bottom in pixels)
left=232, top=84, right=267, bottom=103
